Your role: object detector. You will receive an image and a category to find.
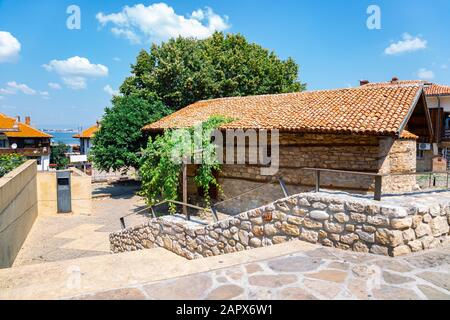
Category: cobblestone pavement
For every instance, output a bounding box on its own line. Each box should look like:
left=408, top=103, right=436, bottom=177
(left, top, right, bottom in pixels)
left=13, top=188, right=149, bottom=267
left=72, top=244, right=450, bottom=300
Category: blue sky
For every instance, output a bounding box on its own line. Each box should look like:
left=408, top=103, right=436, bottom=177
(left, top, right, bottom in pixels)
left=0, top=0, right=449, bottom=129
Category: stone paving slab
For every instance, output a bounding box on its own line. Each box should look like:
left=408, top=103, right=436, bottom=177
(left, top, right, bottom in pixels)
left=71, top=244, right=450, bottom=300
left=0, top=240, right=317, bottom=299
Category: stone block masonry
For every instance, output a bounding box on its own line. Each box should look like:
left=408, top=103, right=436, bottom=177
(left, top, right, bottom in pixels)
left=110, top=192, right=450, bottom=258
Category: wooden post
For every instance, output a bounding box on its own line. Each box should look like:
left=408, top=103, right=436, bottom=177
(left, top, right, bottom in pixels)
left=315, top=170, right=320, bottom=193
left=182, top=161, right=188, bottom=218
left=374, top=175, right=382, bottom=201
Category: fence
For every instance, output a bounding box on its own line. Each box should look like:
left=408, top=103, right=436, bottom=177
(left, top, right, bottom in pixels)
left=303, top=168, right=450, bottom=201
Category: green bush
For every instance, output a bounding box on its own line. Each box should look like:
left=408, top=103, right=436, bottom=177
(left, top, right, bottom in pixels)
left=0, top=154, right=26, bottom=178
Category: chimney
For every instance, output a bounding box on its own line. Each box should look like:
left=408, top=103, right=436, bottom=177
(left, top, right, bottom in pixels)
left=360, top=80, right=369, bottom=86
left=391, top=76, right=399, bottom=83
left=25, top=116, right=31, bottom=125
left=16, top=116, right=21, bottom=123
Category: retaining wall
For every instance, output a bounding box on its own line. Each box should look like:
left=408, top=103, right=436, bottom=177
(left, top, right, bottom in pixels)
left=110, top=192, right=450, bottom=259
left=0, top=160, right=38, bottom=268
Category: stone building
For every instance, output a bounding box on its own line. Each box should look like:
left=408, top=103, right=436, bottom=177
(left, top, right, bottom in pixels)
left=143, top=84, right=434, bottom=209
left=362, top=78, right=450, bottom=171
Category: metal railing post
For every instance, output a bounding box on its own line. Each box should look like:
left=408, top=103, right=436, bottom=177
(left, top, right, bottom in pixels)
left=315, top=170, right=320, bottom=193
left=278, top=177, right=290, bottom=198
left=374, top=175, right=382, bottom=201
left=210, top=206, right=219, bottom=223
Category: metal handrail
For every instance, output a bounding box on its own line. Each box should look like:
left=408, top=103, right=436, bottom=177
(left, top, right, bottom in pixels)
left=119, top=199, right=217, bottom=229
left=302, top=168, right=450, bottom=201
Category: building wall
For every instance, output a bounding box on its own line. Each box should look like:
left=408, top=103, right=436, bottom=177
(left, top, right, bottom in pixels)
left=187, top=133, right=419, bottom=214
left=37, top=167, right=92, bottom=215
left=0, top=160, right=38, bottom=268
left=80, top=138, right=91, bottom=155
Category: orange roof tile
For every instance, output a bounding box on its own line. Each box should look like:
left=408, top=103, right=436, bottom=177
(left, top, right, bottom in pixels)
left=143, top=84, right=424, bottom=137
left=364, top=80, right=450, bottom=96
left=399, top=130, right=418, bottom=140
left=0, top=113, right=52, bottom=138
left=73, top=124, right=99, bottom=139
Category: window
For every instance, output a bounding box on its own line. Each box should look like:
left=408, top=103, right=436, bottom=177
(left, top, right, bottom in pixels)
left=24, top=139, right=35, bottom=147
left=0, top=137, right=7, bottom=148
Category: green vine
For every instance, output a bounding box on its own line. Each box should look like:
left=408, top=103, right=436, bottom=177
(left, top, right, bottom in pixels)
left=139, top=116, right=232, bottom=212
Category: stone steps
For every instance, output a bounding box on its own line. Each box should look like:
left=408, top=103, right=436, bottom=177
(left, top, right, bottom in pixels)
left=0, top=240, right=317, bottom=300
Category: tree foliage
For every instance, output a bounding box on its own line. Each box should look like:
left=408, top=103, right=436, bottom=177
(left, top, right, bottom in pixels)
left=90, top=94, right=170, bottom=172
left=0, top=153, right=25, bottom=177
left=139, top=116, right=231, bottom=211
left=50, top=143, right=70, bottom=170
left=120, top=32, right=305, bottom=110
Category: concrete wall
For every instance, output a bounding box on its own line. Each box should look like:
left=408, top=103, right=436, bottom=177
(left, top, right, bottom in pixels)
left=0, top=160, right=38, bottom=268
left=110, top=192, right=450, bottom=259
left=37, top=167, right=92, bottom=215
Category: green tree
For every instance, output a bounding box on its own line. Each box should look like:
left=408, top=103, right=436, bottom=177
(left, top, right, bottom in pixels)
left=90, top=94, right=170, bottom=172
left=139, top=116, right=231, bottom=211
left=120, top=32, right=306, bottom=110
left=50, top=143, right=70, bottom=170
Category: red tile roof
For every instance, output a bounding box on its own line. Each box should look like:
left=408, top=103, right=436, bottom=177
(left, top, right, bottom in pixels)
left=0, top=113, right=52, bottom=138
left=364, top=80, right=450, bottom=96
left=143, top=84, right=424, bottom=137
left=73, top=124, right=99, bottom=139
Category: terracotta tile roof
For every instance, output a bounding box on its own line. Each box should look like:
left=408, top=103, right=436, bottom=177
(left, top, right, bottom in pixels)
left=364, top=80, right=450, bottom=96
left=399, top=130, right=418, bottom=140
left=73, top=124, right=99, bottom=139
left=0, top=113, right=52, bottom=138
left=143, top=84, right=424, bottom=137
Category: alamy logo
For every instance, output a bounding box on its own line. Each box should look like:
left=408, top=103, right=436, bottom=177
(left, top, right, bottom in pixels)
left=366, top=5, right=381, bottom=30
left=167, top=128, right=280, bottom=176
left=66, top=5, right=81, bottom=30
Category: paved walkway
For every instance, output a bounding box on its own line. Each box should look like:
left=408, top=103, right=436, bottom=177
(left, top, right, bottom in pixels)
left=3, top=240, right=448, bottom=300
left=71, top=244, right=450, bottom=300
left=13, top=190, right=149, bottom=267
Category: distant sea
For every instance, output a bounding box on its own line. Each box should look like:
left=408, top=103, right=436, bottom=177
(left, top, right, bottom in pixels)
left=47, top=132, right=79, bottom=146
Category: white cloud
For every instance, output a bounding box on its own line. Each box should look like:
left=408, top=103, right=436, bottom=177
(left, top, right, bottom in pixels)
left=384, top=33, right=427, bottom=55
left=104, top=85, right=119, bottom=96
left=48, top=82, right=62, bottom=90
left=43, top=56, right=108, bottom=90
left=0, top=81, right=37, bottom=95
left=96, top=3, right=230, bottom=44
left=0, top=31, right=21, bottom=63
left=417, top=68, right=435, bottom=80
left=40, top=91, right=50, bottom=99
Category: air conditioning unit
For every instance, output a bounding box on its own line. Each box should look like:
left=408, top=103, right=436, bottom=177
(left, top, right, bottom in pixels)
left=418, top=143, right=431, bottom=151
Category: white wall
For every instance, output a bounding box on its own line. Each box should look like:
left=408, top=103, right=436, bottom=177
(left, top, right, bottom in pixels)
left=39, top=155, right=50, bottom=171
left=426, top=96, right=450, bottom=111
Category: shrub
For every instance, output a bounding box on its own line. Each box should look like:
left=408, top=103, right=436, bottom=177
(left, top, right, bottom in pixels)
left=0, top=154, right=26, bottom=178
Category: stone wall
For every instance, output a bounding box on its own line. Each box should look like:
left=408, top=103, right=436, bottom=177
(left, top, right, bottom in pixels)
left=110, top=192, right=450, bottom=259
left=187, top=134, right=420, bottom=214
left=0, top=160, right=38, bottom=268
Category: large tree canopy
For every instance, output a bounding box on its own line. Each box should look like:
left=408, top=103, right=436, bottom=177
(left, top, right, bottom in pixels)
left=90, top=94, right=170, bottom=172
left=120, top=32, right=306, bottom=110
